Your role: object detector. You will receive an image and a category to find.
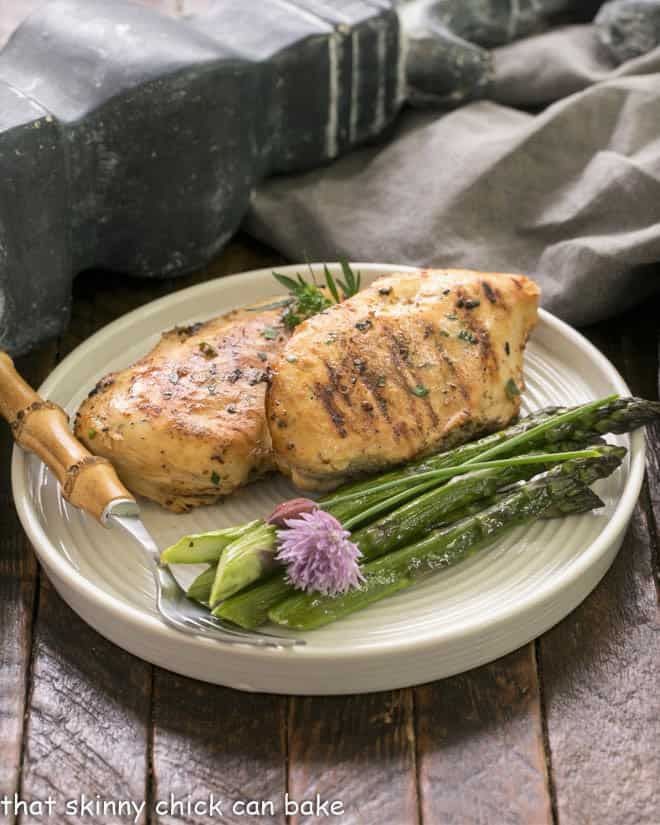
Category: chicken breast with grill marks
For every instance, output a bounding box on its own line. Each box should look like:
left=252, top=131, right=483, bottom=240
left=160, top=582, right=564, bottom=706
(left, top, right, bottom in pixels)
left=267, top=269, right=540, bottom=490
left=75, top=299, right=291, bottom=511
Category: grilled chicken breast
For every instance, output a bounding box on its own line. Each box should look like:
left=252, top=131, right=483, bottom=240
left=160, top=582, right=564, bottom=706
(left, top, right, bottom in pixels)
left=267, top=269, right=540, bottom=489
left=75, top=299, right=291, bottom=511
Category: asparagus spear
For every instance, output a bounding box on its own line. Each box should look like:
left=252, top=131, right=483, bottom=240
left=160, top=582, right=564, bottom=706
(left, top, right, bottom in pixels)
left=436, top=482, right=604, bottom=525
left=214, top=446, right=623, bottom=628
left=323, top=448, right=602, bottom=509
left=268, top=467, right=610, bottom=630
left=322, top=396, right=658, bottom=524
left=161, top=520, right=261, bottom=564
left=208, top=522, right=277, bottom=605
left=182, top=395, right=657, bottom=608
left=352, top=445, right=623, bottom=560
left=212, top=574, right=292, bottom=628
left=206, top=443, right=607, bottom=603
left=207, top=447, right=597, bottom=606
left=186, top=564, right=217, bottom=603
left=211, top=486, right=603, bottom=630
left=212, top=481, right=603, bottom=629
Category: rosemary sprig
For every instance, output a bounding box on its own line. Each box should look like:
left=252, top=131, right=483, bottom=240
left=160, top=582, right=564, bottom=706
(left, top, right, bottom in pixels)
left=272, top=261, right=361, bottom=329
left=337, top=259, right=361, bottom=297
left=272, top=272, right=331, bottom=328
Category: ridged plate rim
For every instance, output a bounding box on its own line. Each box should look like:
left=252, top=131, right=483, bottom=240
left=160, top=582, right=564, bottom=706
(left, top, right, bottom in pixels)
left=11, top=263, right=645, bottom=693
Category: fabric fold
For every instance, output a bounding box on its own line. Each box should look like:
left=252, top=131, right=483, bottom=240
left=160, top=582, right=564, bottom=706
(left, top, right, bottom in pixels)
left=247, top=25, right=660, bottom=325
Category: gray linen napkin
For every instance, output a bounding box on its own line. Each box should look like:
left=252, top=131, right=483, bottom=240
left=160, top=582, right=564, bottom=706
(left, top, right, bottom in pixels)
left=246, top=25, right=660, bottom=325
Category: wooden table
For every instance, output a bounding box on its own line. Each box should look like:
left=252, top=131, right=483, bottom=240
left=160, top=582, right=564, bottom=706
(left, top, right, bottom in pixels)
left=1, top=234, right=659, bottom=825
left=1, top=4, right=659, bottom=822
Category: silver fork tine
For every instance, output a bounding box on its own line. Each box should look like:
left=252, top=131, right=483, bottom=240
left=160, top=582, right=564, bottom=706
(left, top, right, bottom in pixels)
left=174, top=606, right=296, bottom=648
left=170, top=614, right=271, bottom=647
left=193, top=614, right=304, bottom=647
left=157, top=565, right=302, bottom=648
left=159, top=603, right=282, bottom=647
left=110, top=511, right=306, bottom=648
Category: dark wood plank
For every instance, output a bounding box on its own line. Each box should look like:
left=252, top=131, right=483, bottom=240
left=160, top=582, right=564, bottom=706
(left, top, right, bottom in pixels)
left=151, top=673, right=287, bottom=825
left=14, top=255, right=173, bottom=822
left=7, top=235, right=285, bottom=823
left=415, top=645, right=552, bottom=825
left=540, top=501, right=660, bottom=825
left=3, top=235, right=283, bottom=823
left=287, top=690, right=418, bottom=825
left=539, top=313, right=660, bottom=825
left=617, top=294, right=660, bottom=607
left=0, top=347, right=55, bottom=819
left=146, top=238, right=290, bottom=825
left=19, top=579, right=152, bottom=825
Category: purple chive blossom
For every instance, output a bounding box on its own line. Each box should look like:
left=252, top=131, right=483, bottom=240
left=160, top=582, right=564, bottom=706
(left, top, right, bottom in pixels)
left=276, top=509, right=365, bottom=596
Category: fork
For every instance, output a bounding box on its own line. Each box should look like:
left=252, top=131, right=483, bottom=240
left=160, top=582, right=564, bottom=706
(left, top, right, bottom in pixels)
left=0, top=352, right=303, bottom=648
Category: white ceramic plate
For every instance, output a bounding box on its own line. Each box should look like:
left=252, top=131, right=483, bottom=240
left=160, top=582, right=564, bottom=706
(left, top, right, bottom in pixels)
left=12, top=264, right=644, bottom=694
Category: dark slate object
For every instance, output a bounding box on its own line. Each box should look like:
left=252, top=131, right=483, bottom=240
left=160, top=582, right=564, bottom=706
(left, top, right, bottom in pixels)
left=416, top=0, right=574, bottom=47
left=596, top=0, right=660, bottom=62
left=0, top=0, right=529, bottom=355
left=399, top=1, right=493, bottom=106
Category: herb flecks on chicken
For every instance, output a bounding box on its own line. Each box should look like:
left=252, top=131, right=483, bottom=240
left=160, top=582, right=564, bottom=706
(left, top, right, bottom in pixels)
left=267, top=269, right=540, bottom=490
left=74, top=298, right=292, bottom=512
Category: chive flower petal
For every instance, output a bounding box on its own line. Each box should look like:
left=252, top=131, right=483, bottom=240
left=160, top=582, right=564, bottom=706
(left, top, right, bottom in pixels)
left=276, top=510, right=365, bottom=596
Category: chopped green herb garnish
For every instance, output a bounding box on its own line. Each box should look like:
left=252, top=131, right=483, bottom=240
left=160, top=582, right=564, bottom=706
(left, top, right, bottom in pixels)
left=445, top=313, right=458, bottom=321
left=210, top=471, right=221, bottom=485
left=323, top=265, right=341, bottom=304
left=337, top=259, right=361, bottom=297
left=198, top=341, right=217, bottom=358
left=87, top=428, right=97, bottom=440
left=275, top=275, right=331, bottom=328
left=261, top=326, right=279, bottom=340
left=272, top=262, right=361, bottom=329
left=505, top=378, right=521, bottom=399
left=412, top=384, right=429, bottom=397
left=458, top=329, right=478, bottom=344
left=439, top=329, right=450, bottom=338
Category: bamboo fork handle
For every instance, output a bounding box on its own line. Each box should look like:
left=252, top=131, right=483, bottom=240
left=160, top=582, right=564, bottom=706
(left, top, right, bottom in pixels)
left=0, top=351, right=136, bottom=523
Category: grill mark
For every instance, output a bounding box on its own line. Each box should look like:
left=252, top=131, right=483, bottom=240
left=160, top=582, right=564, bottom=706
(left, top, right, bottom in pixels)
left=440, top=351, right=470, bottom=402
left=390, top=328, right=440, bottom=428
left=482, top=280, right=497, bottom=303
left=392, top=332, right=412, bottom=365
left=386, top=330, right=424, bottom=439
left=314, top=381, right=347, bottom=438
left=325, top=359, right=354, bottom=408
left=360, top=369, right=390, bottom=420
left=420, top=394, right=439, bottom=427
left=463, top=315, right=497, bottom=375
left=324, top=360, right=339, bottom=387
